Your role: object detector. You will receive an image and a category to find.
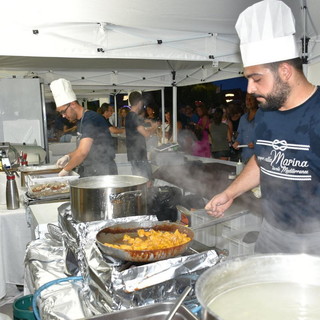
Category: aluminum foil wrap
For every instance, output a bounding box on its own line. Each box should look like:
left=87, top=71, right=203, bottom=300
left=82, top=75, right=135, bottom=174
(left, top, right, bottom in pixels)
left=24, top=203, right=222, bottom=319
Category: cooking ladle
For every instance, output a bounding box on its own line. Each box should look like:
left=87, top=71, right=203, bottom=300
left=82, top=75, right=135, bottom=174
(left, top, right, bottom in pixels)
left=165, top=286, right=192, bottom=320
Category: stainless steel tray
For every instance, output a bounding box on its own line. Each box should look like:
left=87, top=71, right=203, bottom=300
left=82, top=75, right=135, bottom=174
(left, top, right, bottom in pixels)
left=86, top=302, right=198, bottom=320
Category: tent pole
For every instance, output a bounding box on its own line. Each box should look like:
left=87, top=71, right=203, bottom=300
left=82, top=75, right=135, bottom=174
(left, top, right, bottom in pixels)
left=114, top=93, right=118, bottom=126
left=161, top=88, right=165, bottom=144
left=172, top=86, right=177, bottom=142
left=40, top=82, right=49, bottom=163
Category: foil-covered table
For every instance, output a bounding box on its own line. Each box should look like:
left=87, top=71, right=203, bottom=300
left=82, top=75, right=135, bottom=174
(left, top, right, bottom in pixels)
left=24, top=203, right=224, bottom=319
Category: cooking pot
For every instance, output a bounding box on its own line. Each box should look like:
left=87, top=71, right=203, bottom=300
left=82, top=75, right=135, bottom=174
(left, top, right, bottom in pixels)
left=195, top=254, right=320, bottom=320
left=70, top=175, right=148, bottom=222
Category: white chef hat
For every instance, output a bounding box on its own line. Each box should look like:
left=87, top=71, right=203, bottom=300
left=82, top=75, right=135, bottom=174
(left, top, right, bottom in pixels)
left=235, top=0, right=299, bottom=67
left=50, top=78, right=77, bottom=108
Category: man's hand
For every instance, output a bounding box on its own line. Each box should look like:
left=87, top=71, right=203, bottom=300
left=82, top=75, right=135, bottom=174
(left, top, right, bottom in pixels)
left=232, top=141, right=240, bottom=150
left=56, top=155, right=70, bottom=168
left=205, top=192, right=234, bottom=218
left=58, top=169, right=70, bottom=177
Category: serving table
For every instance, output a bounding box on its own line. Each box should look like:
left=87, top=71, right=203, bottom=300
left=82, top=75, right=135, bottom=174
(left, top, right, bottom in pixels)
left=0, top=205, right=31, bottom=299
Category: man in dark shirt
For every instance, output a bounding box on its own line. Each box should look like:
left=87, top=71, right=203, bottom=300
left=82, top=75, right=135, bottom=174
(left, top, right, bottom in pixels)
left=50, top=78, right=117, bottom=177
left=125, top=91, right=158, bottom=179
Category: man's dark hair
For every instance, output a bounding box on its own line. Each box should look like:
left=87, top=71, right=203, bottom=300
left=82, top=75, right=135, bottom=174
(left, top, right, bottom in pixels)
left=264, top=57, right=303, bottom=75
left=129, top=91, right=143, bottom=106
left=99, top=102, right=110, bottom=114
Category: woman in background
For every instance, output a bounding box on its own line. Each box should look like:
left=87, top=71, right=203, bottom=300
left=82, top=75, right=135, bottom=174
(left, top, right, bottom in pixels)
left=144, top=104, right=160, bottom=150
left=191, top=103, right=211, bottom=158
left=232, top=93, right=258, bottom=163
left=209, top=107, right=230, bottom=160
left=118, top=106, right=130, bottom=128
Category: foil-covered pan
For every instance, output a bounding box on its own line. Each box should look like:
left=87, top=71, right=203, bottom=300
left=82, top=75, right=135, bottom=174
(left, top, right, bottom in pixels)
left=96, top=221, right=194, bottom=262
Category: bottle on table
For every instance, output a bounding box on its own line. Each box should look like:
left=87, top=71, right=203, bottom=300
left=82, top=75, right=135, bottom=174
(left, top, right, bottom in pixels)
left=6, top=172, right=20, bottom=210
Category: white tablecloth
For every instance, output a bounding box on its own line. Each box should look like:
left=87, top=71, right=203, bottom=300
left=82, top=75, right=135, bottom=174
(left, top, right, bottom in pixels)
left=0, top=205, right=31, bottom=299
left=28, top=201, right=65, bottom=240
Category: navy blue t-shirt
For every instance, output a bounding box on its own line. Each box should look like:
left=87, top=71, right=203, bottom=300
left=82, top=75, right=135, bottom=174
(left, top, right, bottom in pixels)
left=125, top=111, right=147, bottom=161
left=254, top=87, right=320, bottom=233
left=77, top=110, right=115, bottom=167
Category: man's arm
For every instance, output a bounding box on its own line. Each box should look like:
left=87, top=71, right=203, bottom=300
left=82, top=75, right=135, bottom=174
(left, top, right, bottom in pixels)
left=205, top=155, right=260, bottom=217
left=137, top=121, right=159, bottom=138
left=109, top=126, right=125, bottom=134
left=64, top=137, right=93, bottom=171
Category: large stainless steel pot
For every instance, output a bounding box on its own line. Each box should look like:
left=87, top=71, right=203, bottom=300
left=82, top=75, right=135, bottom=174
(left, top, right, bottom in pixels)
left=70, top=175, right=148, bottom=222
left=196, top=254, right=320, bottom=320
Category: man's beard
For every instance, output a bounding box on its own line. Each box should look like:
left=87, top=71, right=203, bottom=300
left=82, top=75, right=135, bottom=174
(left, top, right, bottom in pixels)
left=252, top=76, right=291, bottom=111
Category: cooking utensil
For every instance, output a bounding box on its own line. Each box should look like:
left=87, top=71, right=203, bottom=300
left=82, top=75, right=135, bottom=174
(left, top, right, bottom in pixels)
left=165, top=286, right=192, bottom=320
left=237, top=144, right=248, bottom=148
left=70, top=175, right=148, bottom=222
left=96, top=221, right=194, bottom=262
left=96, top=212, right=249, bottom=262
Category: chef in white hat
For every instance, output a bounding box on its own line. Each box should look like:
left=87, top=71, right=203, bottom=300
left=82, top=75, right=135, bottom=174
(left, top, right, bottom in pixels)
left=205, top=0, right=320, bottom=254
left=50, top=78, right=118, bottom=177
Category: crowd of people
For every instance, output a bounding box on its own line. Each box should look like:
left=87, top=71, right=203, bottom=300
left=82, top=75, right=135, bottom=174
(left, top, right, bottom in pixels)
left=176, top=97, right=257, bottom=163
left=48, top=84, right=256, bottom=170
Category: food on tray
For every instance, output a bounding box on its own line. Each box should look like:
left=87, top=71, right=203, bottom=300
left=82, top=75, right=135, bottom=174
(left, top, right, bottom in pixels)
left=104, top=228, right=191, bottom=250
left=25, top=171, right=79, bottom=198
left=30, top=182, right=69, bottom=197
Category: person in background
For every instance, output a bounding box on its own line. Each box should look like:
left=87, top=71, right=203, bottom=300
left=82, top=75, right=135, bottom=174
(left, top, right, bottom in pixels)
left=118, top=106, right=130, bottom=128
left=206, top=0, right=320, bottom=254
left=232, top=93, right=258, bottom=163
left=178, top=105, right=188, bottom=128
left=50, top=78, right=117, bottom=177
left=209, top=107, right=231, bottom=160
left=185, top=104, right=199, bottom=127
left=125, top=91, right=159, bottom=180
left=164, top=110, right=173, bottom=143
left=145, top=105, right=159, bottom=123
left=162, top=110, right=183, bottom=144
left=228, top=102, right=243, bottom=134
left=221, top=105, right=233, bottom=144
left=59, top=119, right=77, bottom=142
left=228, top=102, right=244, bottom=161
left=191, top=103, right=211, bottom=158
left=98, top=103, right=125, bottom=135
left=144, top=104, right=160, bottom=151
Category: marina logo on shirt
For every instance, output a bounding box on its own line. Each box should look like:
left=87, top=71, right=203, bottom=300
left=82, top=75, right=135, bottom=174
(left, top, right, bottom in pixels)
left=256, top=139, right=311, bottom=181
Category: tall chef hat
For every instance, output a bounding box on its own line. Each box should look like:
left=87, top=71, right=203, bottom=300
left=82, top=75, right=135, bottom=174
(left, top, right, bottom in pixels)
left=50, top=78, right=77, bottom=108
left=235, top=0, right=299, bottom=67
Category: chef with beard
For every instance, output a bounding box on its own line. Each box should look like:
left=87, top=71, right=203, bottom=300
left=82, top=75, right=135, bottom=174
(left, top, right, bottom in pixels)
left=205, top=0, right=320, bottom=254
left=50, top=78, right=118, bottom=177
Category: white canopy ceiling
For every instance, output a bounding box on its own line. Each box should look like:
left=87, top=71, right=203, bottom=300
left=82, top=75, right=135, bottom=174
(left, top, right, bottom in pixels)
left=0, top=0, right=319, bottom=99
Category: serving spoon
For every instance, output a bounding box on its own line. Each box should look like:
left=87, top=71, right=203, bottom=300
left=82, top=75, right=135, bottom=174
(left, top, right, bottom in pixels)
left=165, top=286, right=192, bottom=320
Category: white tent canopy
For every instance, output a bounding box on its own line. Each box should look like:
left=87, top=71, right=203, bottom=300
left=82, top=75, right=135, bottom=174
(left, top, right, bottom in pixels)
left=0, top=0, right=320, bottom=98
